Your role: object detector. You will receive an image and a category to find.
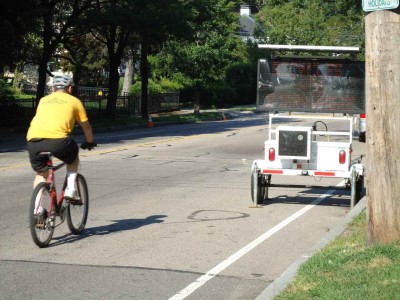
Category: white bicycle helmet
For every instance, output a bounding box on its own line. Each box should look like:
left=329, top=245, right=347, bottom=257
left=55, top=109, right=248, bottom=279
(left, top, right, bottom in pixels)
left=51, top=74, right=74, bottom=89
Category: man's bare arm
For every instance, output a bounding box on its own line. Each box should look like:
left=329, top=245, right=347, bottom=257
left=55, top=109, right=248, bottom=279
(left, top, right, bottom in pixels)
left=78, top=120, right=94, bottom=143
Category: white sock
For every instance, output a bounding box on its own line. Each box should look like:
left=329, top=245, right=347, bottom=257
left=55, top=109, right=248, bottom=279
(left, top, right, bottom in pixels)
left=67, top=172, right=77, bottom=190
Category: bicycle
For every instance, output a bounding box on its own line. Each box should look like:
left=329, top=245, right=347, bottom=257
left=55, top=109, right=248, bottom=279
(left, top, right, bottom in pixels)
left=29, top=151, right=90, bottom=248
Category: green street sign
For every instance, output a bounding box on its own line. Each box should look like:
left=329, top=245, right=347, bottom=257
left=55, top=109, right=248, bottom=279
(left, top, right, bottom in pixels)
left=363, top=0, right=399, bottom=11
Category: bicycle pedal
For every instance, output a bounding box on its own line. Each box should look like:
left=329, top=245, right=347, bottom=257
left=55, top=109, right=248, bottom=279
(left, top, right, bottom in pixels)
left=35, top=223, right=45, bottom=229
left=34, top=209, right=48, bottom=227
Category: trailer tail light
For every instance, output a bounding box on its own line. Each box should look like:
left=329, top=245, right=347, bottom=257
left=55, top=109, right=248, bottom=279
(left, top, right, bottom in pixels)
left=339, top=150, right=346, bottom=164
left=269, top=148, right=276, bottom=161
left=360, top=113, right=366, bottom=119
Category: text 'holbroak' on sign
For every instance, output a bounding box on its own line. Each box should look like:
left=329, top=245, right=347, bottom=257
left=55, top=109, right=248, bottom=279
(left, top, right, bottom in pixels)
left=363, top=0, right=399, bottom=12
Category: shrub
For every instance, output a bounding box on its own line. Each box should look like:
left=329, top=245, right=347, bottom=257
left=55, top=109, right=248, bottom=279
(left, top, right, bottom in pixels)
left=0, top=79, right=19, bottom=122
left=225, top=62, right=257, bottom=105
left=130, top=78, right=182, bottom=95
left=208, top=86, right=236, bottom=108
left=0, top=79, right=16, bottom=101
left=179, top=85, right=236, bottom=109
left=233, top=84, right=257, bottom=105
left=225, top=62, right=257, bottom=86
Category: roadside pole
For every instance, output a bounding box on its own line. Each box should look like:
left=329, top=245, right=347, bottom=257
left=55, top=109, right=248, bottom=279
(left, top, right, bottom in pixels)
left=364, top=3, right=400, bottom=243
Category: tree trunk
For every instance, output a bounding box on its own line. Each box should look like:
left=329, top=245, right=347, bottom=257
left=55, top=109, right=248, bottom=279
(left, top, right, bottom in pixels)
left=365, top=9, right=400, bottom=244
left=35, top=58, right=49, bottom=108
left=73, top=65, right=83, bottom=87
left=121, top=58, right=134, bottom=95
left=105, top=58, right=120, bottom=118
left=194, top=88, right=201, bottom=115
left=140, top=42, right=149, bottom=118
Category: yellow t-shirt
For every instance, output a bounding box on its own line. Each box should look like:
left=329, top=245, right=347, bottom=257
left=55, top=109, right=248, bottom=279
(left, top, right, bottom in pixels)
left=27, top=92, right=89, bottom=140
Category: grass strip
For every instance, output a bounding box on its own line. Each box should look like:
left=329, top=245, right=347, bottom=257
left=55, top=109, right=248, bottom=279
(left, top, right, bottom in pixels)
left=275, top=211, right=400, bottom=300
left=88, top=111, right=225, bottom=129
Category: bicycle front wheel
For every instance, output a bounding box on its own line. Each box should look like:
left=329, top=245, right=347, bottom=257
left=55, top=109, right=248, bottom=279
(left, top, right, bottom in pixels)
left=66, top=174, right=89, bottom=234
left=29, top=182, right=54, bottom=248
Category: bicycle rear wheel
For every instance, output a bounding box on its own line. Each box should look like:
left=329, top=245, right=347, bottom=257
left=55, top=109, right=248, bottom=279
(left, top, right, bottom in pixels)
left=66, top=174, right=89, bottom=234
left=29, top=182, right=54, bottom=248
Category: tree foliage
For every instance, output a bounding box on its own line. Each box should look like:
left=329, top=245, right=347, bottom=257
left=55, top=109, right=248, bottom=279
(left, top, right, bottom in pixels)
left=33, top=0, right=95, bottom=105
left=148, top=0, right=248, bottom=112
left=1, top=0, right=365, bottom=119
left=156, top=0, right=248, bottom=86
left=0, top=0, right=39, bottom=70
left=255, top=0, right=364, bottom=57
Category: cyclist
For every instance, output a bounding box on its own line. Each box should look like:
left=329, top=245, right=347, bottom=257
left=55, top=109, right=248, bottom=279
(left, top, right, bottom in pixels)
left=27, top=73, right=96, bottom=201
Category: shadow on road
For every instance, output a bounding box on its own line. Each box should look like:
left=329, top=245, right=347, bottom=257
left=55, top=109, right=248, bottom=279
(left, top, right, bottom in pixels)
left=257, top=188, right=351, bottom=208
left=49, top=214, right=167, bottom=247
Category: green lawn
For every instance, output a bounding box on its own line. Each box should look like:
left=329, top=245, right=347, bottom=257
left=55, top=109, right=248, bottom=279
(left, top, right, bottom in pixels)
left=87, top=111, right=226, bottom=129
left=275, top=211, right=400, bottom=300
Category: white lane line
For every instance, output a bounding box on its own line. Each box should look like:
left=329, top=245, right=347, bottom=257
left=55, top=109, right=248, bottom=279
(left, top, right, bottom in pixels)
left=169, top=182, right=344, bottom=300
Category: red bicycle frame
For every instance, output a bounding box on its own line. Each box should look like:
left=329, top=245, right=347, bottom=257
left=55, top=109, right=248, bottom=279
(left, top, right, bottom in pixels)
left=43, top=155, right=67, bottom=216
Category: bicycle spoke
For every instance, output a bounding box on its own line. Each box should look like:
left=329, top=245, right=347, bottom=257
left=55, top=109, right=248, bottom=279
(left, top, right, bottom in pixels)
left=66, top=174, right=89, bottom=234
left=29, top=183, right=54, bottom=247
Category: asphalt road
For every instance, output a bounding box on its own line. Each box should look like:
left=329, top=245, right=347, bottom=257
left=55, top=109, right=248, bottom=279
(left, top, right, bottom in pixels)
left=0, top=112, right=366, bottom=299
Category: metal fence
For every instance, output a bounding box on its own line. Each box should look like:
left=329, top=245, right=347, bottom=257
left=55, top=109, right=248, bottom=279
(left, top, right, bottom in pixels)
left=1, top=82, right=180, bottom=125
left=76, top=86, right=109, bottom=98
left=1, top=90, right=180, bottom=125
left=148, top=92, right=181, bottom=113
left=80, top=92, right=180, bottom=116
left=0, top=97, right=35, bottom=125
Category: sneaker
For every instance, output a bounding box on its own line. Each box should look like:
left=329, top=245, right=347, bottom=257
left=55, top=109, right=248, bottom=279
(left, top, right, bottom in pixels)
left=64, top=187, right=81, bottom=202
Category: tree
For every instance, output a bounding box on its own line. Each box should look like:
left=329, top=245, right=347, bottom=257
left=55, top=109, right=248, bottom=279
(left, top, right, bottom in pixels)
left=255, top=0, right=364, bottom=55
left=365, top=8, right=400, bottom=244
left=59, top=33, right=109, bottom=87
left=86, top=0, right=140, bottom=118
left=121, top=58, right=134, bottom=95
left=134, top=0, right=193, bottom=118
left=34, top=0, right=94, bottom=106
left=0, top=0, right=39, bottom=71
left=156, top=0, right=248, bottom=112
left=0, top=0, right=39, bottom=72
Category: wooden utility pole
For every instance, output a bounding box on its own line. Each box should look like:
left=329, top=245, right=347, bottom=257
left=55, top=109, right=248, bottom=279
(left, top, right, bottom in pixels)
left=365, top=7, right=400, bottom=244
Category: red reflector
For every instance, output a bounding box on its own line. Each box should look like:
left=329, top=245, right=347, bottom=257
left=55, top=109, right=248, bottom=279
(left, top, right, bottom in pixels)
left=263, top=169, right=283, bottom=174
left=268, top=148, right=275, bottom=161
left=360, top=113, right=366, bottom=119
left=339, top=150, right=346, bottom=164
left=315, top=171, right=335, bottom=176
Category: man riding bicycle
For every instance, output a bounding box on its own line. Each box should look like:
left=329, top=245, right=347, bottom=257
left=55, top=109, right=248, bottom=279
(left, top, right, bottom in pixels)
left=27, top=73, right=96, bottom=201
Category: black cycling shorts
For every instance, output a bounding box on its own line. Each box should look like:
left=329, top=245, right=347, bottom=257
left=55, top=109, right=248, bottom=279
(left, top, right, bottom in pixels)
left=27, top=137, right=79, bottom=172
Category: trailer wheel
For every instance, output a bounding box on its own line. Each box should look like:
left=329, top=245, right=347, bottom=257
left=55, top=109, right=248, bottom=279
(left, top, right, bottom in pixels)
left=359, top=132, right=366, bottom=143
left=251, top=169, right=263, bottom=205
left=262, top=175, right=272, bottom=201
left=355, top=175, right=365, bottom=203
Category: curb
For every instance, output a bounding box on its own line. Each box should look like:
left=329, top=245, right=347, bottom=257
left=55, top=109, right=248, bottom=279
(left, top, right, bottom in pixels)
left=255, top=197, right=367, bottom=300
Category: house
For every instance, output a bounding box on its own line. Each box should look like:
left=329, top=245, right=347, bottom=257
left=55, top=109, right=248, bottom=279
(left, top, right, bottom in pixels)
left=239, top=4, right=255, bottom=41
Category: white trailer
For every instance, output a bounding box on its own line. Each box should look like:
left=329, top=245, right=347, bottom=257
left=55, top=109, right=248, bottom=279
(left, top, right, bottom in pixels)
left=251, top=114, right=365, bottom=208
left=251, top=45, right=365, bottom=208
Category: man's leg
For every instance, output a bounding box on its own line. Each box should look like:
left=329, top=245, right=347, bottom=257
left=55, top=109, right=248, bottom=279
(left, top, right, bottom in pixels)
left=64, top=156, right=80, bottom=200
left=33, top=171, right=49, bottom=188
left=66, top=156, right=79, bottom=173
